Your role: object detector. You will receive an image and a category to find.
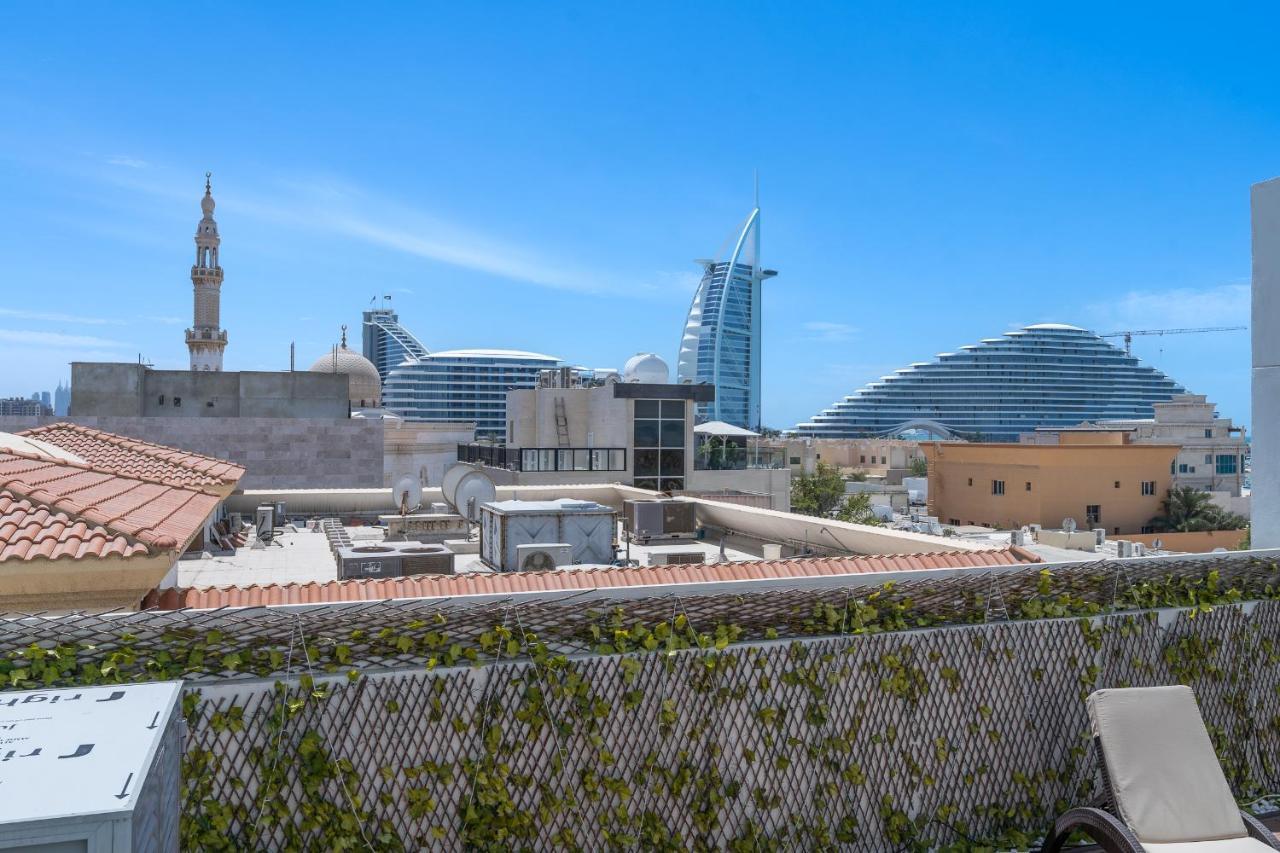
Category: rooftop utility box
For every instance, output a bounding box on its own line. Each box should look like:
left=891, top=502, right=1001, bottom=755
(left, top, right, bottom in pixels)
left=337, top=543, right=454, bottom=579
left=0, top=680, right=184, bottom=852
left=623, top=499, right=697, bottom=543
left=480, top=499, right=616, bottom=571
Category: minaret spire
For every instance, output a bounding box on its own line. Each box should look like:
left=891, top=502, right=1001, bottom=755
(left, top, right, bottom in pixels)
left=185, top=172, right=227, bottom=371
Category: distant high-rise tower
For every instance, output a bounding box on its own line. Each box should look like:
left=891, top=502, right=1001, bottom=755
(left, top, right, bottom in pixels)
left=676, top=204, right=777, bottom=429
left=362, top=297, right=430, bottom=384
left=53, top=381, right=70, bottom=417
left=186, top=172, right=227, bottom=371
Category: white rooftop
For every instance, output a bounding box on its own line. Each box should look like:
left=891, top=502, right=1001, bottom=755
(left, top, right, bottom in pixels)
left=424, top=348, right=560, bottom=361
left=694, top=420, right=760, bottom=438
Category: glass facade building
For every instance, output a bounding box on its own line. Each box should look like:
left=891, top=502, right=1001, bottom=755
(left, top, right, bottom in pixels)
left=382, top=349, right=560, bottom=440
left=796, top=324, right=1187, bottom=440
left=362, top=306, right=431, bottom=384
left=677, top=208, right=776, bottom=430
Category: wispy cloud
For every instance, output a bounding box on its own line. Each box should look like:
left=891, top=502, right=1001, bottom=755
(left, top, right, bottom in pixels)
left=803, top=321, right=859, bottom=342
left=0, top=308, right=124, bottom=326
left=96, top=168, right=624, bottom=295
left=106, top=155, right=148, bottom=169
left=1086, top=282, right=1250, bottom=331
left=0, top=329, right=131, bottom=348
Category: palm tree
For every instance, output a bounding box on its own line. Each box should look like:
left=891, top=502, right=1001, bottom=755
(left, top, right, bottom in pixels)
left=1148, top=486, right=1247, bottom=532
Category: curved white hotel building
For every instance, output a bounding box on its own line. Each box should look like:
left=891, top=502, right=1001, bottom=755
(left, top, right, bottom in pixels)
left=795, top=324, right=1187, bottom=440
left=362, top=304, right=431, bottom=383
left=676, top=206, right=777, bottom=430
left=382, top=349, right=560, bottom=440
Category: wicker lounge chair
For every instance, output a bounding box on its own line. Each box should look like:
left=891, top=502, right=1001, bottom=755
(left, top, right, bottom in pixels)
left=1043, top=685, right=1280, bottom=852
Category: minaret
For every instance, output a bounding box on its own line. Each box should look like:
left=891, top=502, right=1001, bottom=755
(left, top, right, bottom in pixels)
left=186, top=172, right=227, bottom=371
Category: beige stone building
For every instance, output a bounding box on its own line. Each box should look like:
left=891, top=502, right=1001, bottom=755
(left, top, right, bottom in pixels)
left=1023, top=394, right=1247, bottom=501
left=924, top=436, right=1178, bottom=534
left=782, top=437, right=925, bottom=484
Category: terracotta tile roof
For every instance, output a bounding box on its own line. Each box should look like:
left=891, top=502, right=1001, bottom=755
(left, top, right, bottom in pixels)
left=0, top=490, right=148, bottom=562
left=16, top=423, right=244, bottom=493
left=0, top=426, right=240, bottom=564
left=142, top=547, right=1041, bottom=610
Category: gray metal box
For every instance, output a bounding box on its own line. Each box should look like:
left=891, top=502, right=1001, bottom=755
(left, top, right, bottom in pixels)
left=480, top=499, right=616, bottom=571
left=0, top=680, right=184, bottom=852
left=624, top=499, right=697, bottom=543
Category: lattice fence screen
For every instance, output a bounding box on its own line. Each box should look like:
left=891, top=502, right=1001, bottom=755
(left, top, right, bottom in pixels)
left=2, top=555, right=1278, bottom=849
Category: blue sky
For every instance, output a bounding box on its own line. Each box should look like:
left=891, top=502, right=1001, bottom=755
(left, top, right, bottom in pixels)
left=0, top=3, right=1272, bottom=428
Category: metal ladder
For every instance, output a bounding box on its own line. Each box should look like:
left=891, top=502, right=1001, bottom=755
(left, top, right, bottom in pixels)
left=554, top=396, right=570, bottom=447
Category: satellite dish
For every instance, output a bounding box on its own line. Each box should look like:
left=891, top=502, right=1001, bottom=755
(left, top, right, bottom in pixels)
left=442, top=463, right=496, bottom=522
left=393, top=476, right=422, bottom=515
left=1062, top=517, right=1077, bottom=534
left=1152, top=538, right=1164, bottom=550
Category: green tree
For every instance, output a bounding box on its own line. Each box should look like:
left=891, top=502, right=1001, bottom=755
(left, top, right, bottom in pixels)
left=908, top=456, right=928, bottom=478
left=834, top=492, right=884, bottom=526
left=791, top=462, right=847, bottom=517
left=1147, top=486, right=1248, bottom=532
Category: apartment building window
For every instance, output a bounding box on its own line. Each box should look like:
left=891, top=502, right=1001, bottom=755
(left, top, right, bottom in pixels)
left=880, top=456, right=887, bottom=464
left=1205, top=454, right=1212, bottom=465
left=789, top=456, right=800, bottom=465
left=1025, top=482, right=1032, bottom=491
left=173, top=396, right=181, bottom=408
left=1216, top=454, right=1238, bottom=475
left=1205, top=428, right=1213, bottom=438
left=1141, top=481, right=1156, bottom=496
left=860, top=455, right=866, bottom=463
left=1114, top=481, right=1120, bottom=489
left=1141, top=525, right=1155, bottom=534
left=1179, top=464, right=1189, bottom=474
left=968, top=478, right=973, bottom=487
left=992, top=480, right=1005, bottom=496
left=949, top=518, right=960, bottom=526
left=633, top=399, right=685, bottom=491
left=157, top=395, right=165, bottom=405
left=1086, top=505, right=1101, bottom=525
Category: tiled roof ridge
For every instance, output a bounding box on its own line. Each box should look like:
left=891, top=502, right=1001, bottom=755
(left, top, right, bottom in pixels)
left=0, top=453, right=183, bottom=551
left=0, top=444, right=216, bottom=497
left=0, top=488, right=153, bottom=560
left=144, top=546, right=1043, bottom=610
left=16, top=423, right=245, bottom=487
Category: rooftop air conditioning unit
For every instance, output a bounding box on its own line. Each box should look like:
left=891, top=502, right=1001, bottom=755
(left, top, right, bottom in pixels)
left=1093, top=528, right=1107, bottom=546
left=624, top=499, right=697, bottom=543
left=517, top=543, right=573, bottom=571
left=397, top=544, right=455, bottom=576
left=1133, top=543, right=1146, bottom=556
left=1116, top=540, right=1134, bottom=558
left=1028, top=523, right=1042, bottom=536
left=649, top=550, right=704, bottom=566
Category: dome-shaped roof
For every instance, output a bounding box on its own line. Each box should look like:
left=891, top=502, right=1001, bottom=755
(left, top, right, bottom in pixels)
left=622, top=353, right=670, bottom=384
left=309, top=336, right=381, bottom=407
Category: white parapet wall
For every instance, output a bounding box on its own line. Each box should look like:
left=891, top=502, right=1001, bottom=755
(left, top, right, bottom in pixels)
left=1253, top=177, right=1280, bottom=547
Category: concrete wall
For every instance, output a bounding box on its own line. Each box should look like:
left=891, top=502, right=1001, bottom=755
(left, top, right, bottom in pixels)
left=1253, top=177, right=1280, bottom=547
left=925, top=441, right=1178, bottom=534
left=687, top=467, right=792, bottom=512
left=1125, top=529, right=1249, bottom=553
left=69, top=363, right=349, bottom=419
left=0, top=415, right=383, bottom=490
left=382, top=420, right=475, bottom=488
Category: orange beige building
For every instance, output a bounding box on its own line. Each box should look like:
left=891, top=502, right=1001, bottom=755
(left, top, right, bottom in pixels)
left=923, top=433, right=1178, bottom=534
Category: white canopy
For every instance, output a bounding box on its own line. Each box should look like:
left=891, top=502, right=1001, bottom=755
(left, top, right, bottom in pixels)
left=694, top=420, right=760, bottom=438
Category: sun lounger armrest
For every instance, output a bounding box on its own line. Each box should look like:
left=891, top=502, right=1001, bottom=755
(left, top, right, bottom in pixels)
left=1043, top=807, right=1143, bottom=853
left=1241, top=812, right=1280, bottom=850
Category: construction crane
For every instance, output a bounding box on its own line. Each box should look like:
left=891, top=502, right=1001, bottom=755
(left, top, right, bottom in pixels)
left=1099, top=326, right=1247, bottom=354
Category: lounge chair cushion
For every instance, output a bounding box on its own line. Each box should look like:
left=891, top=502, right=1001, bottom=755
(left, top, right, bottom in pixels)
left=1144, top=839, right=1277, bottom=852
left=1089, top=686, right=1245, bottom=844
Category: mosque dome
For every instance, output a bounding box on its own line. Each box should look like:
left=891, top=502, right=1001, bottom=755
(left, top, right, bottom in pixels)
left=622, top=353, right=670, bottom=384
left=310, top=326, right=381, bottom=408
